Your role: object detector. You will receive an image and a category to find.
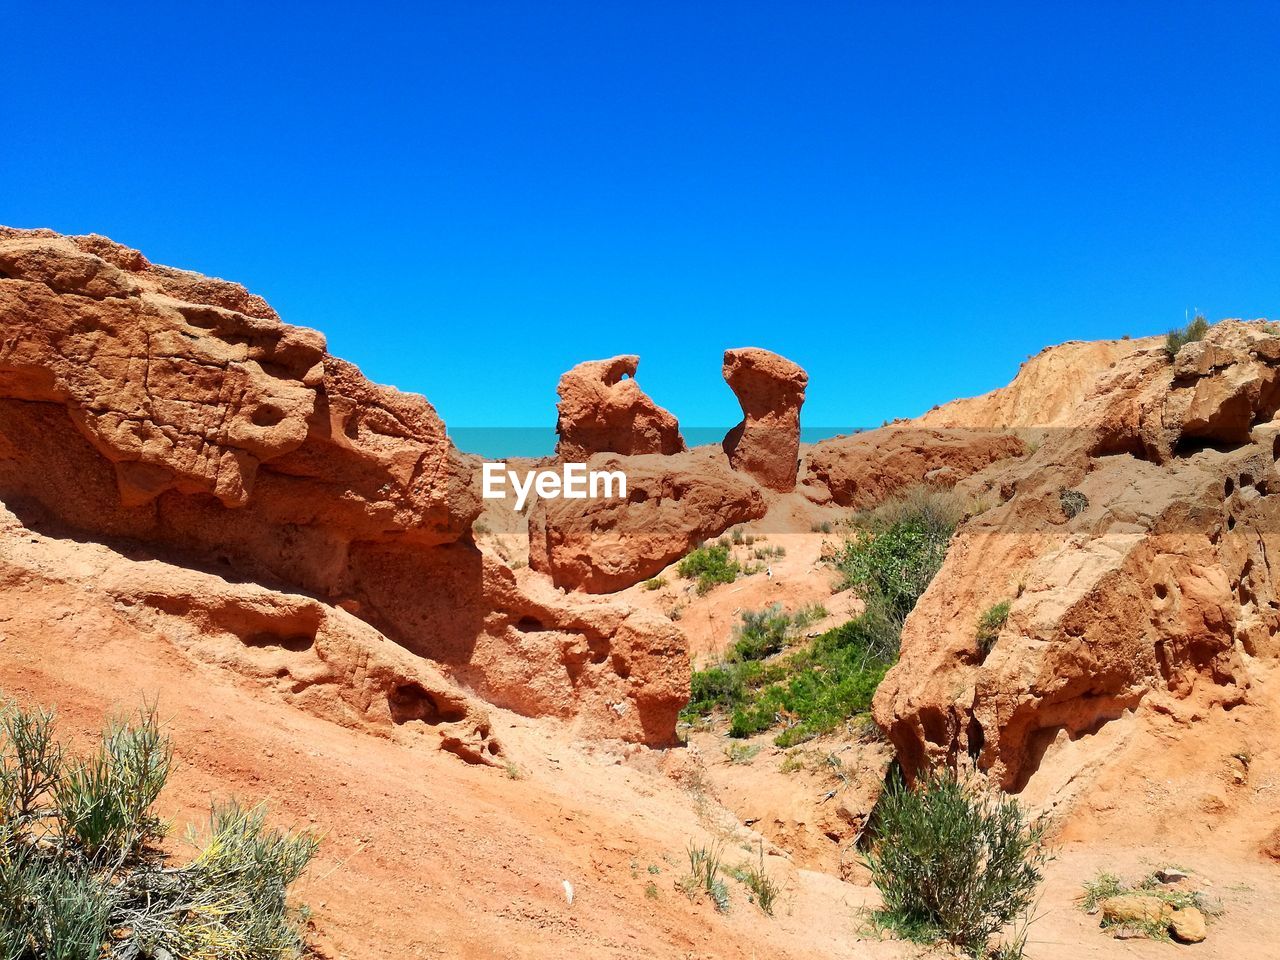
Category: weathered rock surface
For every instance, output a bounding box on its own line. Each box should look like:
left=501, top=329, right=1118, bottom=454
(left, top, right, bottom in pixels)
left=1101, top=894, right=1172, bottom=926
left=528, top=450, right=767, bottom=593
left=0, top=227, right=686, bottom=746
left=1169, top=907, right=1208, bottom=944
left=801, top=427, right=1027, bottom=508
left=555, top=355, right=684, bottom=461
left=874, top=322, right=1280, bottom=789
left=722, top=348, right=807, bottom=491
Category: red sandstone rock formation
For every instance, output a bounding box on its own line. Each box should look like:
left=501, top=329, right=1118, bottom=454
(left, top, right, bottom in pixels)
left=801, top=427, right=1027, bottom=509
left=555, top=355, right=684, bottom=461
left=0, top=227, right=686, bottom=747
left=874, top=323, right=1280, bottom=789
left=721, top=348, right=807, bottom=491
left=527, top=450, right=767, bottom=593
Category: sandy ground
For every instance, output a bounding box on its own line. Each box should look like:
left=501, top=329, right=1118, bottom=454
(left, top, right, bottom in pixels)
left=2, top=515, right=1277, bottom=958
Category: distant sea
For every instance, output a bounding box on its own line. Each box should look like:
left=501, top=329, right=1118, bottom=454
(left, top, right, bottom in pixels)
left=449, top=426, right=866, bottom=460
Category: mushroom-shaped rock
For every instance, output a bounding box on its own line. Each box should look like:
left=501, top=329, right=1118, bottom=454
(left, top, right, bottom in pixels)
left=555, top=355, right=685, bottom=461
left=721, top=348, right=808, bottom=491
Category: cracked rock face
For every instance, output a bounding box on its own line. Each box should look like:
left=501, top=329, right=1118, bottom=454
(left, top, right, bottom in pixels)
left=0, top=227, right=688, bottom=747
left=721, top=347, right=808, bottom=491
left=873, top=321, right=1280, bottom=790
left=554, top=355, right=685, bottom=461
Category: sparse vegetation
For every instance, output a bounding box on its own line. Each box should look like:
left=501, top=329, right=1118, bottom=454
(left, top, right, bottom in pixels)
left=1080, top=868, right=1214, bottom=924
left=1166, top=313, right=1210, bottom=360
left=723, top=742, right=761, bottom=764
left=752, top=544, right=786, bottom=560
left=730, top=845, right=779, bottom=916
left=866, top=769, right=1047, bottom=957
left=1060, top=488, right=1088, bottom=519
left=642, top=576, right=667, bottom=591
left=677, top=544, right=741, bottom=594
left=976, top=600, right=1011, bottom=659
left=680, top=843, right=730, bottom=912
left=810, top=521, right=833, bottom=534
left=0, top=693, right=318, bottom=960
left=682, top=488, right=960, bottom=746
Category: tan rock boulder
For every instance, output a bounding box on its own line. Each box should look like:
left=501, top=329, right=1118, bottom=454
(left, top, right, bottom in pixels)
left=528, top=450, right=767, bottom=593
left=1101, top=894, right=1172, bottom=926
left=721, top=347, right=808, bottom=491
left=555, top=355, right=684, bottom=461
left=1169, top=907, right=1208, bottom=944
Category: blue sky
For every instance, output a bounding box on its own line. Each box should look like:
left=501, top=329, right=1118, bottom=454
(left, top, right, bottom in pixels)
left=4, top=2, right=1277, bottom=442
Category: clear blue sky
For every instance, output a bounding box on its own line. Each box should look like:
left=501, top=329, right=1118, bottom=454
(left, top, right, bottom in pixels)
left=4, top=2, right=1277, bottom=437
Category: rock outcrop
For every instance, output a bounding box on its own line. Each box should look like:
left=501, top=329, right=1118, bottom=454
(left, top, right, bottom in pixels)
left=0, top=227, right=687, bottom=746
left=555, top=355, right=684, bottom=461
left=721, top=348, right=807, bottom=491
left=874, top=322, right=1280, bottom=790
left=528, top=451, right=767, bottom=593
left=801, top=427, right=1027, bottom=509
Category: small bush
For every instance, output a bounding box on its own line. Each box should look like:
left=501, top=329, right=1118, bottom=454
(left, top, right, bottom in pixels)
left=0, top=694, right=318, bottom=960
left=55, top=703, right=172, bottom=860
left=729, top=605, right=793, bottom=662
left=976, top=600, right=1011, bottom=659
left=1166, top=314, right=1209, bottom=360
left=865, top=769, right=1047, bottom=956
left=0, top=700, right=60, bottom=819
left=835, top=487, right=961, bottom=626
left=753, top=545, right=785, bottom=560
left=1059, top=488, right=1088, bottom=519
left=811, top=521, right=833, bottom=534
left=677, top=544, right=741, bottom=595
left=642, top=576, right=667, bottom=591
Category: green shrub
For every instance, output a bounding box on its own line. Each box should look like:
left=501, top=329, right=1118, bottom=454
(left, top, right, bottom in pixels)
left=728, top=605, right=793, bottom=662
left=834, top=488, right=960, bottom=625
left=0, top=700, right=60, bottom=820
left=55, top=704, right=172, bottom=860
left=976, top=600, right=1011, bottom=659
left=728, top=622, right=893, bottom=746
left=677, top=544, right=741, bottom=594
left=1165, top=314, right=1210, bottom=359
left=642, top=576, right=667, bottom=591
left=0, top=694, right=318, bottom=960
left=1059, top=488, right=1088, bottom=519
left=0, top=848, right=114, bottom=960
left=866, top=769, right=1047, bottom=956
